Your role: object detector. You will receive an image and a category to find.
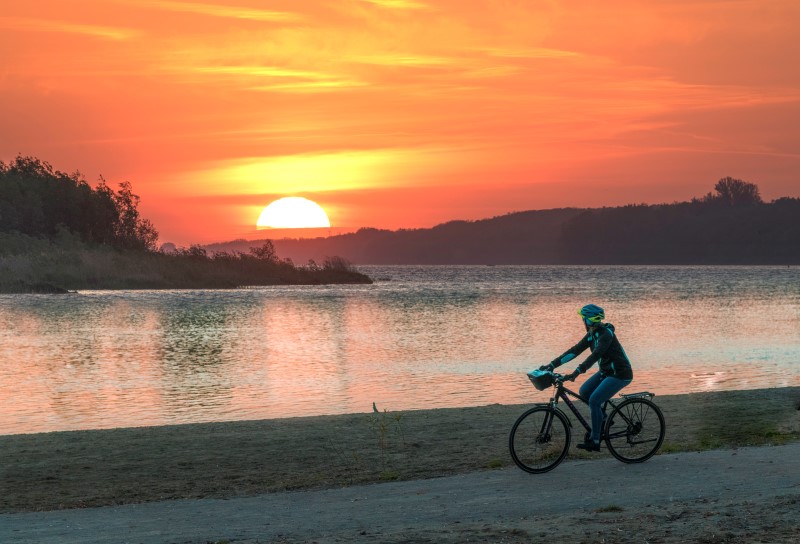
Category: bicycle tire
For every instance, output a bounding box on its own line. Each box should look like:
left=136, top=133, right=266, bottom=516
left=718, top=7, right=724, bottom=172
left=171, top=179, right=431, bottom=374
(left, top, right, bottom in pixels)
left=604, top=397, right=665, bottom=463
left=509, top=406, right=571, bottom=473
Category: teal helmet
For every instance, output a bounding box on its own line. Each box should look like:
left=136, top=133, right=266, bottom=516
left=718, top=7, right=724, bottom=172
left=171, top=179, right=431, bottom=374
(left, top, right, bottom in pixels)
left=578, top=304, right=605, bottom=326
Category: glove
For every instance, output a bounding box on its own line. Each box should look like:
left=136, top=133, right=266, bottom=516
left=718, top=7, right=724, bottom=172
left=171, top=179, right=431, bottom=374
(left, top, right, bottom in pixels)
left=538, top=363, right=555, bottom=372
left=565, top=368, right=582, bottom=381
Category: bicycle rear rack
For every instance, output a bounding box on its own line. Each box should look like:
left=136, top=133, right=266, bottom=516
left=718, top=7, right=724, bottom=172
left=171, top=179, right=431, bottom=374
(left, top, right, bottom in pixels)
left=619, top=391, right=655, bottom=399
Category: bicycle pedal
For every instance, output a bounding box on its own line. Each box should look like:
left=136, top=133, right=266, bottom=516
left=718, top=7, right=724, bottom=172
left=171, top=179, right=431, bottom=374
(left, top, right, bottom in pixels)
left=576, top=441, right=601, bottom=452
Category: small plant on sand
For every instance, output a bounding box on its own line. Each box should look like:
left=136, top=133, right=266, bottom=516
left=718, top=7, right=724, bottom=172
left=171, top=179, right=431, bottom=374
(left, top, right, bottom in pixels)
left=380, top=470, right=399, bottom=481
left=367, top=403, right=407, bottom=473
left=367, top=403, right=406, bottom=449
left=487, top=459, right=504, bottom=469
left=594, top=505, right=624, bottom=513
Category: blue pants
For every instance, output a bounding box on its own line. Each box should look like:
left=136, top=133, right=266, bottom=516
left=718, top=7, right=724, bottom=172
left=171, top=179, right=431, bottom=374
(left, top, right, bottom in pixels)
left=579, top=371, right=632, bottom=443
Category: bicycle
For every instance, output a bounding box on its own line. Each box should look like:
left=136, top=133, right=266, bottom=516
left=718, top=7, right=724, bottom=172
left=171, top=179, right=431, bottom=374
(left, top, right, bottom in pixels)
left=509, top=370, right=666, bottom=473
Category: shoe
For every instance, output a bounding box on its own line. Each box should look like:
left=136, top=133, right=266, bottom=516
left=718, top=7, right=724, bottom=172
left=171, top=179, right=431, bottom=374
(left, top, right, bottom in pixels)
left=576, top=439, right=601, bottom=452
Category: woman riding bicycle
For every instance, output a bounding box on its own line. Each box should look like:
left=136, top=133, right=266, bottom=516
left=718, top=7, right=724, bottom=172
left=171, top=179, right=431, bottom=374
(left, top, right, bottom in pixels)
left=540, top=304, right=633, bottom=452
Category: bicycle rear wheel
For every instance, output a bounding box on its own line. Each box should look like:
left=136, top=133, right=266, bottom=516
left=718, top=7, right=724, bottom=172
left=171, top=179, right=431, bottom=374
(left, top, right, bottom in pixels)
left=509, top=407, right=570, bottom=473
left=604, top=398, right=665, bottom=463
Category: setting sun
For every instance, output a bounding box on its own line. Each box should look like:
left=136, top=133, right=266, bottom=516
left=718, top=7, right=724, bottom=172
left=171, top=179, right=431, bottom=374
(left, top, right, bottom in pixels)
left=256, top=197, right=331, bottom=229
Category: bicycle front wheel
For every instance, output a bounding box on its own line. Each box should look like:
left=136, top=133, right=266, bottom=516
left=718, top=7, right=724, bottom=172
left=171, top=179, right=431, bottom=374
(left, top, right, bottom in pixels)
left=604, top=398, right=665, bottom=463
left=509, top=406, right=570, bottom=473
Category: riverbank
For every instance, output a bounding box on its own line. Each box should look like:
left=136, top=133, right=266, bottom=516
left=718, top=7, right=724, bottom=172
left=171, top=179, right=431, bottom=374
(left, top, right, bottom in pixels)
left=0, top=242, right=372, bottom=293
left=1, top=386, right=798, bottom=513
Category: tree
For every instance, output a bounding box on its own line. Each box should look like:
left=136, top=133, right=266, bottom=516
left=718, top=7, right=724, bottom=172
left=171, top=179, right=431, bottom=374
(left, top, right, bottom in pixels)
left=111, top=180, right=159, bottom=250
left=700, top=177, right=763, bottom=207
left=249, top=241, right=278, bottom=262
left=0, top=155, right=159, bottom=250
left=84, top=179, right=120, bottom=245
left=181, top=245, right=208, bottom=258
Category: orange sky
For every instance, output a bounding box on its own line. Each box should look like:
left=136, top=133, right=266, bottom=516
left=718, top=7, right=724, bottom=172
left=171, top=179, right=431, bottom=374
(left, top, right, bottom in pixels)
left=2, top=0, right=799, bottom=245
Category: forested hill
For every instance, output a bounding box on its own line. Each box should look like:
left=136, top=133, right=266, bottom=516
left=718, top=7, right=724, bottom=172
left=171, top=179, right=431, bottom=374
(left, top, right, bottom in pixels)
left=207, top=178, right=800, bottom=265
left=208, top=208, right=583, bottom=265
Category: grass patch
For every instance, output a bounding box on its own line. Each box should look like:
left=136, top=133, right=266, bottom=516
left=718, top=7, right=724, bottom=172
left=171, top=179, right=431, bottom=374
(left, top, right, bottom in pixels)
left=698, top=429, right=799, bottom=450
left=594, top=505, right=624, bottom=513
left=487, top=459, right=504, bottom=469
left=691, top=389, right=800, bottom=450
left=659, top=441, right=682, bottom=454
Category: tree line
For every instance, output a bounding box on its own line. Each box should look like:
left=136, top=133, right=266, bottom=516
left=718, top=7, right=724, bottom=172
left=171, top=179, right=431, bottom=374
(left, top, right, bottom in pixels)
left=0, top=155, right=158, bottom=251
left=559, top=178, right=799, bottom=264
left=0, top=156, right=371, bottom=291
left=207, top=177, right=800, bottom=265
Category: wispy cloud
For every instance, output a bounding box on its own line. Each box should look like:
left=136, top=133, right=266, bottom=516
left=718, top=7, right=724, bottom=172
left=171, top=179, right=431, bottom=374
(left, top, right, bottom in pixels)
left=479, top=47, right=582, bottom=59
left=127, top=1, right=300, bottom=22
left=177, top=65, right=365, bottom=92
left=347, top=54, right=453, bottom=67
left=172, top=145, right=454, bottom=198
left=460, top=65, right=521, bottom=79
left=248, top=80, right=367, bottom=93
left=359, top=0, right=430, bottom=9
left=190, top=66, right=334, bottom=79
left=0, top=16, right=136, bottom=40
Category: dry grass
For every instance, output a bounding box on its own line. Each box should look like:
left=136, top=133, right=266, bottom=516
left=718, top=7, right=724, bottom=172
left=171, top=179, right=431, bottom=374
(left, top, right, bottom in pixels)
left=0, top=244, right=371, bottom=293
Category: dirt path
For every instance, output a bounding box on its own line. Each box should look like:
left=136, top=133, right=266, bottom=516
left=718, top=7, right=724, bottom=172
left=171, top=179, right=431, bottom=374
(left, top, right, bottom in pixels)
left=2, top=442, right=798, bottom=543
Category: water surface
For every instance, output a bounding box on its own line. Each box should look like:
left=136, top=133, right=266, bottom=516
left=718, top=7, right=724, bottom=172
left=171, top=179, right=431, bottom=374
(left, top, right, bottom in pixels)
left=1, top=266, right=798, bottom=435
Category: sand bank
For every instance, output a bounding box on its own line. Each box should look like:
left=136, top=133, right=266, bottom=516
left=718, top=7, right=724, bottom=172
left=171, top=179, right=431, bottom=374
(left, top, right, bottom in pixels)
left=1, top=386, right=798, bottom=513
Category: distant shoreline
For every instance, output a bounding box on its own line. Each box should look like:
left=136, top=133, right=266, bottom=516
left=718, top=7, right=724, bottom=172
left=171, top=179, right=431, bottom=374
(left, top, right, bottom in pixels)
left=206, top=195, right=800, bottom=266
left=0, top=243, right=372, bottom=294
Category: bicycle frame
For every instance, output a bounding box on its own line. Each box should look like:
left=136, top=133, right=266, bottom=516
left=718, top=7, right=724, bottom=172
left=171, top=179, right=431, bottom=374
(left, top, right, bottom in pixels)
left=543, top=381, right=633, bottom=441
left=544, top=383, right=593, bottom=434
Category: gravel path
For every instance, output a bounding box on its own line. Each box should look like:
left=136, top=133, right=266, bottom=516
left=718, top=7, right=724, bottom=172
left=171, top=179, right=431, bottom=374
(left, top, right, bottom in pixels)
left=2, top=442, right=799, bottom=544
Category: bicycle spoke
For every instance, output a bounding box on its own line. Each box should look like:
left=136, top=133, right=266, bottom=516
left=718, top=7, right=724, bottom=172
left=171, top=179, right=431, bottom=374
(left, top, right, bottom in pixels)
left=509, top=407, right=570, bottom=473
left=627, top=438, right=658, bottom=445
left=604, top=398, right=665, bottom=464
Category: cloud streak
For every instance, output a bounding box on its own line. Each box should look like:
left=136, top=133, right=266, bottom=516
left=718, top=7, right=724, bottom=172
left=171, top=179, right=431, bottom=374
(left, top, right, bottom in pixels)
left=122, top=1, right=299, bottom=22
left=359, top=0, right=429, bottom=9
left=0, top=16, right=136, bottom=40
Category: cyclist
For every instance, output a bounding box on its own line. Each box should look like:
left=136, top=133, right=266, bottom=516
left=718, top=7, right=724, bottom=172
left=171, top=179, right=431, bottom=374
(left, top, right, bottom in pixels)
left=539, top=304, right=633, bottom=452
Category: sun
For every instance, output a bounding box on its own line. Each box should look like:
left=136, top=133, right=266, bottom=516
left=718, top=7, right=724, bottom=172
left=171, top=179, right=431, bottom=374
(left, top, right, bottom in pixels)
left=256, top=197, right=331, bottom=229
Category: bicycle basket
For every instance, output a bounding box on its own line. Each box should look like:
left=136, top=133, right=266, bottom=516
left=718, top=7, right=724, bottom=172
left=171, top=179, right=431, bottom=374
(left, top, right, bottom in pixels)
left=527, top=370, right=554, bottom=391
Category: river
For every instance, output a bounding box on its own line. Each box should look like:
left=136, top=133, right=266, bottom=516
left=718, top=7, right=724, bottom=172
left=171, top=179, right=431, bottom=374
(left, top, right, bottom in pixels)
left=1, top=265, right=798, bottom=435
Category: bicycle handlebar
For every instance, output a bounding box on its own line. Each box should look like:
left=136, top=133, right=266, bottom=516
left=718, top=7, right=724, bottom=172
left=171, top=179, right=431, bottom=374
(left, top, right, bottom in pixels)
left=528, top=369, right=576, bottom=391
left=547, top=371, right=573, bottom=385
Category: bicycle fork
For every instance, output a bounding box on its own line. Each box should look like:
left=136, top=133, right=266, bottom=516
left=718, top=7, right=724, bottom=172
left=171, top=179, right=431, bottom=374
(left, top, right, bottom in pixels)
left=536, top=406, right=555, bottom=444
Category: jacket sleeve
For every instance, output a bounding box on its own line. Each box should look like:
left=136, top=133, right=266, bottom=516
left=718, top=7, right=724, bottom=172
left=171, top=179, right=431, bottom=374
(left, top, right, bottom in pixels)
left=577, top=327, right=614, bottom=373
left=551, top=336, right=590, bottom=368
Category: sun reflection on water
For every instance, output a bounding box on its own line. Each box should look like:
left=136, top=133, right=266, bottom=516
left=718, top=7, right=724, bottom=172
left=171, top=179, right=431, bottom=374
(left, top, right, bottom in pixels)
left=0, top=266, right=798, bottom=435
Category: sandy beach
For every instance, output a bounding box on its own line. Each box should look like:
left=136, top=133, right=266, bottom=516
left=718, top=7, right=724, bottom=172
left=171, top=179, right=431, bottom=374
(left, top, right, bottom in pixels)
left=0, top=387, right=799, bottom=542
left=1, top=386, right=798, bottom=516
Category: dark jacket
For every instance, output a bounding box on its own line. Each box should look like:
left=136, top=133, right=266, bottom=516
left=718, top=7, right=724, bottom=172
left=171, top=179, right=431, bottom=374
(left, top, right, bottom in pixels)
left=551, top=323, right=633, bottom=380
